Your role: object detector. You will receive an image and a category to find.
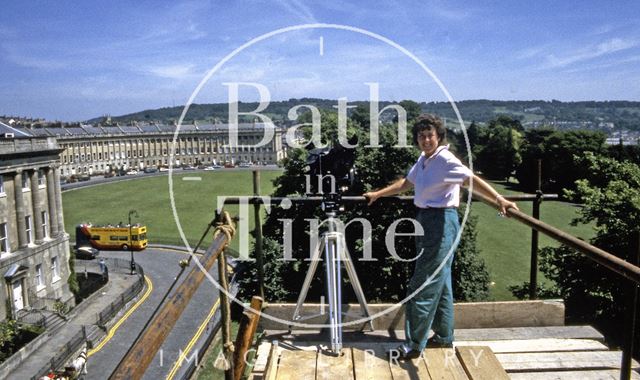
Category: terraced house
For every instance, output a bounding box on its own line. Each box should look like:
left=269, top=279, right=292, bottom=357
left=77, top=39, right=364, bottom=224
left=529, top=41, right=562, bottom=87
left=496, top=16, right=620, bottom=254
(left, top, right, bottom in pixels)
left=14, top=122, right=286, bottom=177
left=0, top=122, right=74, bottom=321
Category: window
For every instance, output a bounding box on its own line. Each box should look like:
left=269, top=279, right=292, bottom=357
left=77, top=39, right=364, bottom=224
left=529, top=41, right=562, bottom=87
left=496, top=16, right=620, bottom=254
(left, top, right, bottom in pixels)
left=110, top=236, right=119, bottom=241
left=0, top=223, right=9, bottom=254
left=25, top=215, right=33, bottom=244
left=38, top=170, right=45, bottom=186
left=41, top=211, right=49, bottom=238
left=22, top=174, right=29, bottom=189
left=0, top=176, right=4, bottom=194
left=35, top=264, right=44, bottom=289
left=51, top=256, right=60, bottom=281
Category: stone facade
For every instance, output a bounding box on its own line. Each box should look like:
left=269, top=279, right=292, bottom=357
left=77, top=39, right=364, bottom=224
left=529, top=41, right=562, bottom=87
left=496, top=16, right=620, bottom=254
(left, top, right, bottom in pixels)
left=0, top=135, right=74, bottom=321
left=17, top=123, right=286, bottom=176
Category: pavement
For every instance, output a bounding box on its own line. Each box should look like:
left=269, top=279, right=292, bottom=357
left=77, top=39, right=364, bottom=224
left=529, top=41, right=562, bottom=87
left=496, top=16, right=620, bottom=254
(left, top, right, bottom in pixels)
left=10, top=268, right=139, bottom=380
left=8, top=246, right=226, bottom=380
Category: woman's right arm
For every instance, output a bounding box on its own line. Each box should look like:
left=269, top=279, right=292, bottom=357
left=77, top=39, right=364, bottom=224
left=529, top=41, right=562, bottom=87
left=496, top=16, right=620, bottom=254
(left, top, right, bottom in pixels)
left=363, top=178, right=413, bottom=205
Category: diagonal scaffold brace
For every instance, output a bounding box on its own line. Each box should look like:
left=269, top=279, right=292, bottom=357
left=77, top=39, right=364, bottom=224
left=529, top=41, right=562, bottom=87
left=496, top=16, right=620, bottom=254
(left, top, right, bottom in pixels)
left=109, top=210, right=236, bottom=380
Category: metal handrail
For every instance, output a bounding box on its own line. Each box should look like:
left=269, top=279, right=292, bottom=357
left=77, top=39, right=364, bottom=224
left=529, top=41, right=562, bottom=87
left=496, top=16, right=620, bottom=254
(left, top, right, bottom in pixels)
left=472, top=190, right=640, bottom=285
left=221, top=193, right=639, bottom=285
left=224, top=186, right=640, bottom=379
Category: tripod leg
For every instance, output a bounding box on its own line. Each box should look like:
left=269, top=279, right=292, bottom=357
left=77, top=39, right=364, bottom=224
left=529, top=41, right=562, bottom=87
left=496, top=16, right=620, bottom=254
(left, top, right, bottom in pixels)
left=291, top=238, right=324, bottom=322
left=325, top=234, right=342, bottom=352
left=339, top=234, right=375, bottom=331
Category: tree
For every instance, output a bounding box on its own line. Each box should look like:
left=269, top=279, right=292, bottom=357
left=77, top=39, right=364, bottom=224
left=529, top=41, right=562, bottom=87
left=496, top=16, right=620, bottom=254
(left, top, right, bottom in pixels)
left=515, top=130, right=606, bottom=193
left=520, top=152, right=640, bottom=352
left=474, top=116, right=523, bottom=180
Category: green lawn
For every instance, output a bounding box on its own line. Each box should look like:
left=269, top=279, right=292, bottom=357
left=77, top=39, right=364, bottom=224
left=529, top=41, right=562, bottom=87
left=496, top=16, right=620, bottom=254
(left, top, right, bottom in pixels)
left=63, top=172, right=596, bottom=301
left=471, top=181, right=595, bottom=300
left=62, top=170, right=282, bottom=253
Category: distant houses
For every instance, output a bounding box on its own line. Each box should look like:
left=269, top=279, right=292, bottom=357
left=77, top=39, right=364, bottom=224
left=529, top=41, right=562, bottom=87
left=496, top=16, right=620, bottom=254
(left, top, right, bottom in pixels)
left=8, top=122, right=287, bottom=177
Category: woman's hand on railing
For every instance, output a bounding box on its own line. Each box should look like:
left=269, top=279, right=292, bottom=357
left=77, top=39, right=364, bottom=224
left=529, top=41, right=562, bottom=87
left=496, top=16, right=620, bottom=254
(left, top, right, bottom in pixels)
left=496, top=195, right=519, bottom=217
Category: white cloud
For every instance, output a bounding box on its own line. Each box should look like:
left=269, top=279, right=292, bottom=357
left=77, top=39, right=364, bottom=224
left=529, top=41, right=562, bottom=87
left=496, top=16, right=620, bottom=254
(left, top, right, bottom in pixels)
left=273, top=0, right=318, bottom=23
left=147, top=64, right=199, bottom=79
left=545, top=38, right=637, bottom=68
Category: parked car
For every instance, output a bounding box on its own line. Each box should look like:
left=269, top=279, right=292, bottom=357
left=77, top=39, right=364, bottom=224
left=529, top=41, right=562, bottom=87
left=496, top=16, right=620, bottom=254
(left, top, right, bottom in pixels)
left=182, top=165, right=196, bottom=170
left=159, top=167, right=169, bottom=172
left=126, top=169, right=139, bottom=175
left=143, top=167, right=158, bottom=173
left=104, top=172, right=115, bottom=178
left=79, top=174, right=91, bottom=181
left=75, top=246, right=99, bottom=260
left=212, top=164, right=223, bottom=169
left=203, top=166, right=215, bottom=171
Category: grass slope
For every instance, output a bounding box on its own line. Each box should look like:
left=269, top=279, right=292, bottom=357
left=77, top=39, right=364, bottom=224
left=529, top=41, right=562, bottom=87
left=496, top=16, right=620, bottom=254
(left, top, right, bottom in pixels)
left=62, top=170, right=281, bottom=253
left=63, top=173, right=595, bottom=301
left=471, top=181, right=595, bottom=300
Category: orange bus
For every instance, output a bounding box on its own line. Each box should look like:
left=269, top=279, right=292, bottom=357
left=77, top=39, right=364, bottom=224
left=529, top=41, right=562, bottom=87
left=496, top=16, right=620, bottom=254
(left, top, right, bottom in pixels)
left=76, top=223, right=148, bottom=251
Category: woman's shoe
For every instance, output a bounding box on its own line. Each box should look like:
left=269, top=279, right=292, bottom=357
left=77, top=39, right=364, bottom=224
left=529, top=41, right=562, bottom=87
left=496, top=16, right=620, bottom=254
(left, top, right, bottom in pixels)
left=387, top=344, right=422, bottom=360
left=426, top=337, right=453, bottom=348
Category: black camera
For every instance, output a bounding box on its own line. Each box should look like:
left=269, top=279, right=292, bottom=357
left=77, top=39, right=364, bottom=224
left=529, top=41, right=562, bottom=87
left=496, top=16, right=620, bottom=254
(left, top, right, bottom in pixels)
left=306, top=144, right=357, bottom=195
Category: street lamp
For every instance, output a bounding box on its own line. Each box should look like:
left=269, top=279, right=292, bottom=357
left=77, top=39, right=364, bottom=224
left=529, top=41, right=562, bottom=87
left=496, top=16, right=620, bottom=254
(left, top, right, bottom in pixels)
left=128, top=209, right=138, bottom=275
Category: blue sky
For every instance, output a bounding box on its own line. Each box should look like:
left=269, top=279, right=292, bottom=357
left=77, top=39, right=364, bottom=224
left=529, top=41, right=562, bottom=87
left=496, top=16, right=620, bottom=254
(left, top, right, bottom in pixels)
left=1, top=1, right=639, bottom=121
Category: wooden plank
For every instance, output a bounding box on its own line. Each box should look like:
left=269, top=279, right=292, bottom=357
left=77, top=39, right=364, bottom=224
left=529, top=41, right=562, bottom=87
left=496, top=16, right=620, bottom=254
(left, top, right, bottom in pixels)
left=263, top=345, right=282, bottom=380
left=455, top=338, right=608, bottom=353
left=352, top=347, right=393, bottom=380
left=495, top=350, right=640, bottom=372
left=457, top=346, right=509, bottom=380
left=454, top=300, right=564, bottom=328
left=316, top=349, right=354, bottom=380
left=387, top=350, right=431, bottom=380
left=423, top=348, right=467, bottom=380
left=276, top=349, right=317, bottom=380
left=509, top=369, right=640, bottom=380
left=252, top=341, right=274, bottom=373
left=455, top=326, right=604, bottom=342
left=259, top=300, right=565, bottom=330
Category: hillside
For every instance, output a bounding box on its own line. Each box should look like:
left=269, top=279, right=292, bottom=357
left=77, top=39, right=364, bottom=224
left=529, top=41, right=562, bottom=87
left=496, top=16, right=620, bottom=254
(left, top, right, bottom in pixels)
left=89, top=99, right=640, bottom=132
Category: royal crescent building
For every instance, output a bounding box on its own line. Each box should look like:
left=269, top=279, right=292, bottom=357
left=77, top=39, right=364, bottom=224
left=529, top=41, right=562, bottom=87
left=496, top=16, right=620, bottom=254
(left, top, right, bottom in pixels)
left=0, top=120, right=285, bottom=321
left=15, top=122, right=286, bottom=176
left=0, top=122, right=74, bottom=322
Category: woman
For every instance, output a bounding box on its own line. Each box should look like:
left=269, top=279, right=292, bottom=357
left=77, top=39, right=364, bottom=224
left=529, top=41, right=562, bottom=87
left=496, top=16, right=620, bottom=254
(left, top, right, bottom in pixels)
left=363, top=114, right=518, bottom=359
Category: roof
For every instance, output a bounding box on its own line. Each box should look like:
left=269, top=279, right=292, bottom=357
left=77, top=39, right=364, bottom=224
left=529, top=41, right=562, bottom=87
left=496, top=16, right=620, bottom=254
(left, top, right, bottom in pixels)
left=0, top=121, right=33, bottom=138
left=5, top=122, right=282, bottom=140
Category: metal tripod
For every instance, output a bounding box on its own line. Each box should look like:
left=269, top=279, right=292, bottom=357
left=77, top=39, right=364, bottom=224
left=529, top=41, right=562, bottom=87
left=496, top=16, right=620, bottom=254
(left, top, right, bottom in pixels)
left=292, top=212, right=374, bottom=353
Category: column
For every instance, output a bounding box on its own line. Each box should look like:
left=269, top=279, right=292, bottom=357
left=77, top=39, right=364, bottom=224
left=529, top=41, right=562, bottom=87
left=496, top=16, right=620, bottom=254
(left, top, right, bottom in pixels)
left=46, top=167, right=60, bottom=237
left=30, top=170, right=44, bottom=242
left=53, top=166, right=65, bottom=235
left=14, top=170, right=28, bottom=248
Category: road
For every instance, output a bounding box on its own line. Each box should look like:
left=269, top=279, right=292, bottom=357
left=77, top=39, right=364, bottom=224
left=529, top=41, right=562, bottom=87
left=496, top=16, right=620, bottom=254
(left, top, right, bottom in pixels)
left=61, top=165, right=280, bottom=191
left=87, top=247, right=225, bottom=380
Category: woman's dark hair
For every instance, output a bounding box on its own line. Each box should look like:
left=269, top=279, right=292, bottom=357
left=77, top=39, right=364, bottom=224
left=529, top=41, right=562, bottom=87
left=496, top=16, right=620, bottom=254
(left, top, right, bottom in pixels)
left=411, top=114, right=447, bottom=146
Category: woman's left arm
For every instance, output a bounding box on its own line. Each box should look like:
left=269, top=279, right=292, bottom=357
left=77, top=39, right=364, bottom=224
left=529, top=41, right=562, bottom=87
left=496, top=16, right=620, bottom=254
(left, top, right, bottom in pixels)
left=463, top=174, right=519, bottom=215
